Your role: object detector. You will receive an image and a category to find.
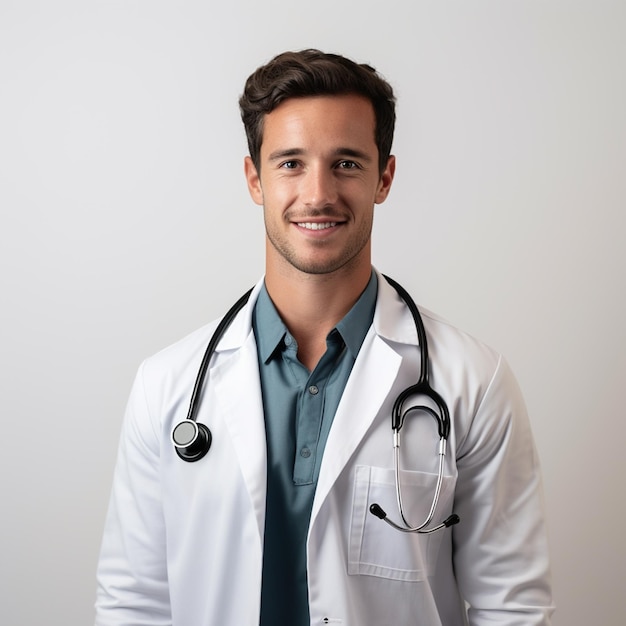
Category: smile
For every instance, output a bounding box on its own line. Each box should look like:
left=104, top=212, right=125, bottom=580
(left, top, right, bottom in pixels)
left=296, top=222, right=338, bottom=230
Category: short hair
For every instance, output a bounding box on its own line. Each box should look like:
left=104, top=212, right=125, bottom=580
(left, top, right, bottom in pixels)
left=239, top=49, right=396, bottom=174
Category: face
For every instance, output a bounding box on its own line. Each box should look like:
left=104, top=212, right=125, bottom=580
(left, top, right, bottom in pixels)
left=244, top=94, right=395, bottom=278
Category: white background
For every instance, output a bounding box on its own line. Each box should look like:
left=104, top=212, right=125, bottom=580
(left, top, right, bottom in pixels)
left=1, top=1, right=624, bottom=624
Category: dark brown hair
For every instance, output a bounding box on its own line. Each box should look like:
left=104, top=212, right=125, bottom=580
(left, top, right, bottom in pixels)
left=239, top=49, right=396, bottom=174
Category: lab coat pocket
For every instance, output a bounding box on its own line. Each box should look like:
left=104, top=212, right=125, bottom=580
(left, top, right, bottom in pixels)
left=348, top=465, right=454, bottom=582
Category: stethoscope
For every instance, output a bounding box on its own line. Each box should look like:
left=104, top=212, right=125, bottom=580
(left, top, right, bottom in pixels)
left=171, top=276, right=459, bottom=535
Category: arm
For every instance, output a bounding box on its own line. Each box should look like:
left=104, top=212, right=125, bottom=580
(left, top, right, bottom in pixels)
left=452, top=356, right=555, bottom=625
left=95, top=361, right=172, bottom=626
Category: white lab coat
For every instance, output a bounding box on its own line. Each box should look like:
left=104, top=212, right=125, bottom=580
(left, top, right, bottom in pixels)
left=95, top=270, right=554, bottom=625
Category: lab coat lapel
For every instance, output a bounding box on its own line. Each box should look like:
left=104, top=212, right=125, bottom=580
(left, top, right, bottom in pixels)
left=211, top=287, right=267, bottom=542
left=310, top=272, right=417, bottom=525
left=313, top=333, right=401, bottom=512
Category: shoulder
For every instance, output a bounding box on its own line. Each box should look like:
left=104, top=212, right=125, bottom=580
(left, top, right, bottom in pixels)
left=127, top=320, right=222, bottom=423
left=144, top=320, right=220, bottom=377
left=419, top=305, right=502, bottom=374
left=140, top=282, right=262, bottom=386
left=375, top=273, right=502, bottom=376
left=419, top=306, right=517, bottom=410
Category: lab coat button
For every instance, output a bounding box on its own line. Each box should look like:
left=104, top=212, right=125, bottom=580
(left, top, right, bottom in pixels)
left=308, top=385, right=319, bottom=395
left=300, top=447, right=311, bottom=458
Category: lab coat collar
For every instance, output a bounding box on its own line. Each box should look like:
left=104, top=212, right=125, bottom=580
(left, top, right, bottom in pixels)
left=214, top=268, right=420, bottom=354
left=372, top=270, right=420, bottom=348
left=210, top=279, right=265, bottom=353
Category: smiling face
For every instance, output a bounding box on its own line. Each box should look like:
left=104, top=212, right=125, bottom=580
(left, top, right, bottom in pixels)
left=244, top=94, right=395, bottom=280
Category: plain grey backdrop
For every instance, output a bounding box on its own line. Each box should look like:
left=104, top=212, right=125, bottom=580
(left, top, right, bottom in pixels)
left=1, top=1, right=624, bottom=624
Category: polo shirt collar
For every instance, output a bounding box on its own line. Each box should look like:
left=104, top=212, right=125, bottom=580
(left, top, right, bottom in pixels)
left=253, top=271, right=378, bottom=364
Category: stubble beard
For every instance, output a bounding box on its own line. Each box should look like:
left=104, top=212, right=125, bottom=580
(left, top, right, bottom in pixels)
left=264, top=214, right=373, bottom=277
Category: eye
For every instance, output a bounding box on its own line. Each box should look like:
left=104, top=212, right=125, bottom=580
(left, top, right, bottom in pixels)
left=280, top=160, right=299, bottom=170
left=337, top=160, right=359, bottom=170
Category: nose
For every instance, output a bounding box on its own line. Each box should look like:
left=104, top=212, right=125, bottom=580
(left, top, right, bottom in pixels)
left=302, top=165, right=337, bottom=209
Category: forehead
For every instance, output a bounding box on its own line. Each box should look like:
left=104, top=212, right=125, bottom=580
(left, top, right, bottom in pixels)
left=260, top=94, right=377, bottom=155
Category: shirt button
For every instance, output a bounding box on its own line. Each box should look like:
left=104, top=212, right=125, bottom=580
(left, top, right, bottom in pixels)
left=300, top=447, right=311, bottom=458
left=284, top=335, right=293, bottom=346
left=308, top=385, right=319, bottom=395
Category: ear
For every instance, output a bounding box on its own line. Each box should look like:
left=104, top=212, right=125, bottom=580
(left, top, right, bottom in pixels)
left=374, top=155, right=396, bottom=204
left=244, top=156, right=264, bottom=206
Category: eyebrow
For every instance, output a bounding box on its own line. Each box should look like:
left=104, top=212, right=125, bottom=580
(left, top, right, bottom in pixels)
left=267, top=147, right=374, bottom=163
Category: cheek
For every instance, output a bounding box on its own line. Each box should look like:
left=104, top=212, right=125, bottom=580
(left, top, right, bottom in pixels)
left=264, top=179, right=298, bottom=206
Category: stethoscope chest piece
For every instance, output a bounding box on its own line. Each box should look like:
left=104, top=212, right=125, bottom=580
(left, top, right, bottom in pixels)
left=172, top=420, right=212, bottom=462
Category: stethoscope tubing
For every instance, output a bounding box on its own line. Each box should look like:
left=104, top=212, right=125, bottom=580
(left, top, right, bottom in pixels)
left=175, top=275, right=459, bottom=533
left=184, top=288, right=253, bottom=423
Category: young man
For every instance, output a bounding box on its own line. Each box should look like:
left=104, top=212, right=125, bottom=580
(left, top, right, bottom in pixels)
left=95, top=50, right=554, bottom=625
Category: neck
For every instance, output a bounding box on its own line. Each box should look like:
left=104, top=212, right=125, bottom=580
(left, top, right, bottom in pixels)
left=264, top=259, right=372, bottom=371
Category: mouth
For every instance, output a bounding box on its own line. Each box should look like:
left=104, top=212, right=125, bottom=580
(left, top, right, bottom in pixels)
left=296, top=221, right=338, bottom=231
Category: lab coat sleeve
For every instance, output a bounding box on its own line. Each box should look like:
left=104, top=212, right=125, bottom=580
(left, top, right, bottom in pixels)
left=95, top=360, right=172, bottom=626
left=452, top=355, right=555, bottom=625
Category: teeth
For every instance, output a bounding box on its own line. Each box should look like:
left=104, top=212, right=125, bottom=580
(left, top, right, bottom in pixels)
left=297, top=222, right=337, bottom=230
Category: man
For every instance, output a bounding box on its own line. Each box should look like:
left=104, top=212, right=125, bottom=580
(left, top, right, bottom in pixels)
left=95, top=49, right=554, bottom=625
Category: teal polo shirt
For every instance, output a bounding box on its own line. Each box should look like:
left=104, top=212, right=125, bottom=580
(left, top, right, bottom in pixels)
left=253, top=272, right=378, bottom=626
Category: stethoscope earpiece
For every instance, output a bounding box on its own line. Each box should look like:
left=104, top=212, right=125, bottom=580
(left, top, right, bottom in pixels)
left=172, top=420, right=212, bottom=462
